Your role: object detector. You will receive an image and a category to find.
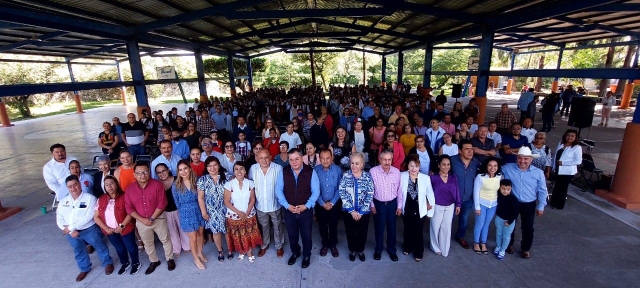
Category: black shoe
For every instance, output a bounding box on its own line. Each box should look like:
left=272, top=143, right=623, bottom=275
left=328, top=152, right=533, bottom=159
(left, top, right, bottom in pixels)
left=287, top=254, right=299, bottom=265
left=167, top=259, right=176, bottom=271
left=373, top=253, right=381, bottom=260
left=145, top=261, right=161, bottom=275
left=86, top=245, right=95, bottom=254
left=506, top=246, right=514, bottom=254
left=389, top=253, right=398, bottom=262
left=117, top=263, right=130, bottom=275
left=130, top=263, right=141, bottom=275
left=359, top=252, right=366, bottom=262
left=349, top=252, right=357, bottom=261
left=301, top=257, right=310, bottom=268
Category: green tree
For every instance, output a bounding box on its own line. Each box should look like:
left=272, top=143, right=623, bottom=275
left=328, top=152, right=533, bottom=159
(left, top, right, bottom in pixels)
left=0, top=61, right=65, bottom=118
left=431, top=48, right=472, bottom=88
left=203, top=57, right=266, bottom=92
left=293, top=52, right=338, bottom=90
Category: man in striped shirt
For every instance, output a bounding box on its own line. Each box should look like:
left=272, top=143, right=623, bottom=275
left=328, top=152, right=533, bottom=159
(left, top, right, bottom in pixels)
left=248, top=149, right=285, bottom=258
left=369, top=149, right=403, bottom=262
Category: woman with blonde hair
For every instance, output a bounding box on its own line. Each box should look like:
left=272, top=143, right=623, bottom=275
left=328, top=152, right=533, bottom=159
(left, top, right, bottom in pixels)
left=172, top=160, right=206, bottom=269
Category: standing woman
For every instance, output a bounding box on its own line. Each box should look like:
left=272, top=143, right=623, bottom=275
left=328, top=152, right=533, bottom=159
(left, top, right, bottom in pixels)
left=455, top=123, right=472, bottom=143
left=472, top=158, right=502, bottom=255
left=243, top=141, right=263, bottom=172
left=172, top=160, right=207, bottom=269
left=351, top=119, right=370, bottom=164
left=190, top=148, right=205, bottom=177
left=400, top=155, right=435, bottom=262
left=262, top=119, right=280, bottom=140
left=224, top=162, right=262, bottom=263
left=429, top=155, right=461, bottom=257
left=379, top=130, right=405, bottom=171
left=303, top=112, right=316, bottom=141
left=156, top=163, right=190, bottom=259
left=98, top=122, right=120, bottom=161
left=338, top=152, right=374, bottom=262
left=599, top=91, right=615, bottom=127
left=183, top=122, right=202, bottom=150
left=408, top=135, right=435, bottom=175
left=399, top=124, right=416, bottom=157
left=330, top=126, right=356, bottom=170
left=303, top=143, right=321, bottom=167
left=197, top=156, right=230, bottom=262
left=320, top=106, right=334, bottom=139
left=93, top=176, right=140, bottom=275
left=439, top=133, right=458, bottom=156
left=154, top=113, right=170, bottom=143
left=368, top=117, right=386, bottom=166
left=220, top=141, right=241, bottom=178
left=550, top=129, right=582, bottom=210
left=273, top=141, right=290, bottom=167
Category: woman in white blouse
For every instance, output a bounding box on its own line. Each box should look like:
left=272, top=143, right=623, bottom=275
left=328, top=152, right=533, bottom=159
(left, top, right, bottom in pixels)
left=223, top=162, right=262, bottom=263
left=599, top=91, right=616, bottom=127
left=550, top=129, right=583, bottom=210
left=220, top=141, right=241, bottom=179
left=438, top=133, right=458, bottom=156
left=351, top=120, right=369, bottom=163
left=472, top=158, right=501, bottom=255
left=400, top=155, right=435, bottom=262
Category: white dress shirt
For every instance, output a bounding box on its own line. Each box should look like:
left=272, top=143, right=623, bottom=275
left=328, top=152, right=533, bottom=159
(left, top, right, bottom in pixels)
left=56, top=192, right=98, bottom=232
left=200, top=150, right=222, bottom=162
left=43, top=156, right=77, bottom=200
left=248, top=163, right=282, bottom=212
left=279, top=132, right=302, bottom=151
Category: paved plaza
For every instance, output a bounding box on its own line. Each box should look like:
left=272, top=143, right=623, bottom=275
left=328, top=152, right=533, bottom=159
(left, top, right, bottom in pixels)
left=0, top=95, right=638, bottom=287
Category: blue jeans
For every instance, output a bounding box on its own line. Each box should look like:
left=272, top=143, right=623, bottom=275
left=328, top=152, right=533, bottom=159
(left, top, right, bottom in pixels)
left=106, top=231, right=139, bottom=265
left=373, top=198, right=397, bottom=254
left=455, top=199, right=474, bottom=240
left=495, top=215, right=516, bottom=252
left=473, top=205, right=497, bottom=244
left=67, top=225, right=113, bottom=272
left=127, top=144, right=146, bottom=161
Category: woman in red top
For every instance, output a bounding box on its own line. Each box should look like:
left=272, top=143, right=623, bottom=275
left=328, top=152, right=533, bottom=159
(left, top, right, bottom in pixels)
left=379, top=129, right=406, bottom=171
left=94, top=176, right=140, bottom=275
left=320, top=106, right=334, bottom=139
left=263, top=128, right=280, bottom=160
left=190, top=148, right=205, bottom=177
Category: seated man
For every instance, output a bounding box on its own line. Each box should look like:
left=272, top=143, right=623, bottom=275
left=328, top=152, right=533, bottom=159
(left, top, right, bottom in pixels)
left=57, top=175, right=114, bottom=282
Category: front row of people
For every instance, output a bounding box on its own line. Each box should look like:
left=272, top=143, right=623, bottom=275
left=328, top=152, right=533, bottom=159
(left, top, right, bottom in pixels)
left=56, top=142, right=547, bottom=281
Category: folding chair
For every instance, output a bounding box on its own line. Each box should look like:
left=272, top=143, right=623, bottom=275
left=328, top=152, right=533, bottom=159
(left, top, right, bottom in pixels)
left=136, top=155, right=153, bottom=163
left=91, top=155, right=101, bottom=169
left=51, top=193, right=58, bottom=211
left=574, top=153, right=603, bottom=191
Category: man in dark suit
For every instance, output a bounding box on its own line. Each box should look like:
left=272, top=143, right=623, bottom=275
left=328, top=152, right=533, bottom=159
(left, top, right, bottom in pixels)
left=92, top=155, right=114, bottom=198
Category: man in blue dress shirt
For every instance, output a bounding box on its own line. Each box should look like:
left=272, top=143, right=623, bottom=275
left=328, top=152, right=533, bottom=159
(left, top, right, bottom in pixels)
left=313, top=149, right=343, bottom=258
left=501, top=146, right=547, bottom=259
left=451, top=139, right=481, bottom=249
left=170, top=130, right=190, bottom=160
left=275, top=148, right=320, bottom=268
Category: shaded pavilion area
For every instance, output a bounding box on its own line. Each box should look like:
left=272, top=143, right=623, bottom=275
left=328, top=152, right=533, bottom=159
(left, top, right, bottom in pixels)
left=1, top=1, right=640, bottom=285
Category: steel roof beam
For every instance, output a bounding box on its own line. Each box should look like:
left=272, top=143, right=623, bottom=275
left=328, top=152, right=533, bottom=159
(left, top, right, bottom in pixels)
left=259, top=31, right=369, bottom=39
left=313, top=18, right=423, bottom=41
left=285, top=49, right=348, bottom=53
left=248, top=49, right=284, bottom=58
left=502, top=34, right=563, bottom=47
left=585, top=3, right=640, bottom=12
left=327, top=37, right=397, bottom=50
left=205, top=19, right=315, bottom=46
left=501, top=27, right=593, bottom=33
left=134, top=0, right=274, bottom=34
left=555, top=16, right=640, bottom=38
left=225, top=8, right=393, bottom=20
left=278, top=42, right=355, bottom=49
left=67, top=44, right=126, bottom=61
left=364, top=0, right=485, bottom=23
left=32, top=39, right=125, bottom=47
left=236, top=39, right=293, bottom=54
left=0, top=31, right=66, bottom=53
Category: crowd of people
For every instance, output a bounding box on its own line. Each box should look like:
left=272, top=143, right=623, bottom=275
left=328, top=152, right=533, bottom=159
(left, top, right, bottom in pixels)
left=44, top=84, right=581, bottom=282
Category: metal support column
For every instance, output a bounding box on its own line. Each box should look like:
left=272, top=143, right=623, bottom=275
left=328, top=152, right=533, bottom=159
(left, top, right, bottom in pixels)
left=362, top=50, right=366, bottom=86
left=126, top=39, right=149, bottom=116
left=115, top=61, right=127, bottom=106
left=310, top=52, right=316, bottom=88
left=247, top=59, right=253, bottom=91
left=66, top=60, right=84, bottom=113
left=397, top=51, right=404, bottom=89
left=423, top=44, right=433, bottom=91
left=381, top=56, right=387, bottom=87
left=227, top=55, right=236, bottom=97
left=552, top=47, right=564, bottom=92
left=475, top=26, right=494, bottom=125
left=506, top=52, right=516, bottom=95
left=194, top=49, right=208, bottom=102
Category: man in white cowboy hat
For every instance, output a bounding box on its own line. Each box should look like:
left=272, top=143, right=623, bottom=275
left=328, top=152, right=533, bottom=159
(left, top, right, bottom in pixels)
left=501, top=146, right=548, bottom=259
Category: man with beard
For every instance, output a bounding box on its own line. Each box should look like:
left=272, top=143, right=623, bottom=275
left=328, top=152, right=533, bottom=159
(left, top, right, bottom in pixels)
left=501, top=123, right=529, bottom=164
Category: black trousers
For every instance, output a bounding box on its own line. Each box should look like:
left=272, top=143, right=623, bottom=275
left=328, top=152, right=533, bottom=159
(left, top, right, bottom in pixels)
left=508, top=200, right=536, bottom=251
left=315, top=200, right=342, bottom=248
left=344, top=212, right=370, bottom=253
left=550, top=174, right=573, bottom=209
left=402, top=214, right=426, bottom=259
left=283, top=208, right=313, bottom=257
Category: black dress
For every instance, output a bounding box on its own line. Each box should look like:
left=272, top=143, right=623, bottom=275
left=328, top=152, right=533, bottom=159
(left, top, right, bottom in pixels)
left=402, top=178, right=426, bottom=259
left=550, top=147, right=572, bottom=209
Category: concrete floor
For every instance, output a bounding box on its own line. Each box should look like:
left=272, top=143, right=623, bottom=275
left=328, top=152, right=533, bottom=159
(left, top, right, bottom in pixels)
left=0, top=95, right=638, bottom=287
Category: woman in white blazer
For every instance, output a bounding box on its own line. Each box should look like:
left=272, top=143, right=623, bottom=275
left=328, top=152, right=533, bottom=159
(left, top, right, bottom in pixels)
left=550, top=129, right=582, bottom=209
left=400, top=155, right=435, bottom=262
